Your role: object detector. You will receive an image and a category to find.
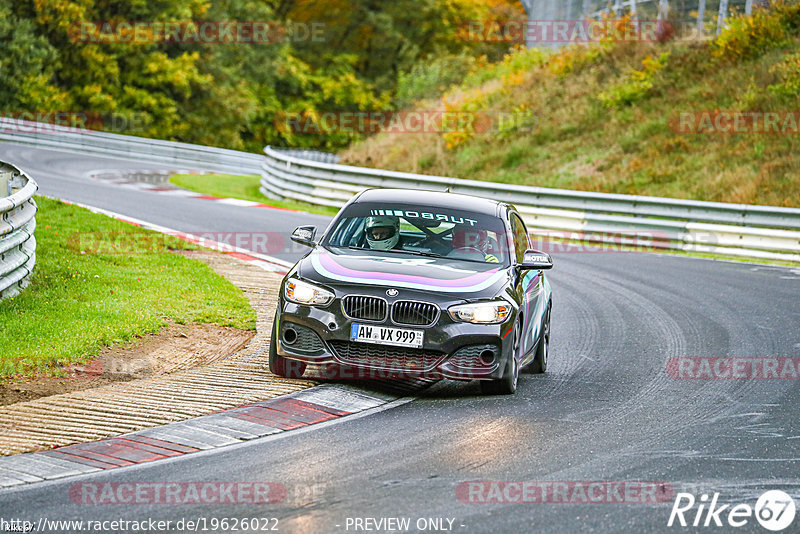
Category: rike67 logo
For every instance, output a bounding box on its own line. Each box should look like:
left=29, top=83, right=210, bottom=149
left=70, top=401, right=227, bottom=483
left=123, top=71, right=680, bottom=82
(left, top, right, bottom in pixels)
left=668, top=490, right=797, bottom=531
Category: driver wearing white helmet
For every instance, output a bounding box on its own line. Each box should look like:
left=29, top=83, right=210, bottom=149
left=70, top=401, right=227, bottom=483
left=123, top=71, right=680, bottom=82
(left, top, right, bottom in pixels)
left=365, top=215, right=401, bottom=250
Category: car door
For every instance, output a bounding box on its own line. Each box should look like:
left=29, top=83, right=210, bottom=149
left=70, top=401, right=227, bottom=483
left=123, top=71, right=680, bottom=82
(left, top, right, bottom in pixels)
left=510, top=212, right=542, bottom=362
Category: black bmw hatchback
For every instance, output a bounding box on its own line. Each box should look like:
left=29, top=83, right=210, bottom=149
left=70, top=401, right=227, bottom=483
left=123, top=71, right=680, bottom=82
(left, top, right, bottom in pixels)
left=270, top=189, right=553, bottom=394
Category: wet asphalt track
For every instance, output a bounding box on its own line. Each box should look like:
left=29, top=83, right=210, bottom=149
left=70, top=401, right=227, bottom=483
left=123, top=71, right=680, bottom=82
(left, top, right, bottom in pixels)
left=1, top=142, right=799, bottom=533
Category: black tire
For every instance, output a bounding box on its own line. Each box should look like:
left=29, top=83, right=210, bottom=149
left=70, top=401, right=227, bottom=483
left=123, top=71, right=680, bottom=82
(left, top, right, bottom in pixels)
left=269, top=315, right=307, bottom=379
left=480, top=326, right=519, bottom=395
left=530, top=305, right=551, bottom=374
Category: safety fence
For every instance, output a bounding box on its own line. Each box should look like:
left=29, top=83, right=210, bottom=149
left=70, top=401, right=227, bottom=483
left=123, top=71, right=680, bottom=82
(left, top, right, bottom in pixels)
left=261, top=147, right=800, bottom=262
left=1, top=120, right=796, bottom=265
left=0, top=118, right=263, bottom=175
left=0, top=162, right=38, bottom=300
left=520, top=0, right=767, bottom=48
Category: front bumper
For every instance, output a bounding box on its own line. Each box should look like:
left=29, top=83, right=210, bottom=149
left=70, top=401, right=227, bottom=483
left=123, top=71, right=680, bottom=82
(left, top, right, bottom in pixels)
left=275, top=299, right=515, bottom=381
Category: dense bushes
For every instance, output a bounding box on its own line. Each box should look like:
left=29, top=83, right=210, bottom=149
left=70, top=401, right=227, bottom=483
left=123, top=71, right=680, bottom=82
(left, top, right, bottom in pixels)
left=0, top=0, right=521, bottom=152
left=713, top=1, right=800, bottom=60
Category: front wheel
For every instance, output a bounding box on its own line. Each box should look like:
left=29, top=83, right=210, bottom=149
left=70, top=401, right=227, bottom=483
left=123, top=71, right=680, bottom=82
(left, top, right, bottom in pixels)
left=269, top=316, right=307, bottom=379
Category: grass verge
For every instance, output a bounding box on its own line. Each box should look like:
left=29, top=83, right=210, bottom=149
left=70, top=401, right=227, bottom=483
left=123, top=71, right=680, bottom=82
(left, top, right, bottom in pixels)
left=169, top=173, right=338, bottom=216
left=0, top=197, right=256, bottom=379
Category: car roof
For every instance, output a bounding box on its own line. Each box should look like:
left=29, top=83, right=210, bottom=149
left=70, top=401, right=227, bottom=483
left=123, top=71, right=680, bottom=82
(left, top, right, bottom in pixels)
left=354, top=188, right=505, bottom=216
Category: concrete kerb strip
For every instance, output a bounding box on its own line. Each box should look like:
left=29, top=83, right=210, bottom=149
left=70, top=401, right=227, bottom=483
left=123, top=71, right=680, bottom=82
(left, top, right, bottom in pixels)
left=0, top=234, right=311, bottom=457
left=0, top=199, right=430, bottom=488
left=0, top=384, right=422, bottom=489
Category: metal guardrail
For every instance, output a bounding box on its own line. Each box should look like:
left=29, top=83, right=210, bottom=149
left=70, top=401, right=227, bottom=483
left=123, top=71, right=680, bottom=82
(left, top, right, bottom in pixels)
left=261, top=147, right=800, bottom=262
left=0, top=162, right=38, bottom=300
left=0, top=118, right=795, bottom=264
left=272, top=149, right=341, bottom=165
left=0, top=118, right=263, bottom=175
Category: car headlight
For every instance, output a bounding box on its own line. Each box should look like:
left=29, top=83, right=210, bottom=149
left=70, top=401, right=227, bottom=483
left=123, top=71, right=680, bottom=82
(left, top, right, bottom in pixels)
left=448, top=300, right=512, bottom=324
left=285, top=279, right=334, bottom=306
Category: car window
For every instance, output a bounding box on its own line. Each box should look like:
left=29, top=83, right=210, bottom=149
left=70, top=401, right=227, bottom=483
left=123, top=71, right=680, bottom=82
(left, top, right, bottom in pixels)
left=327, top=216, right=366, bottom=247
left=324, top=202, right=510, bottom=266
left=510, top=213, right=530, bottom=264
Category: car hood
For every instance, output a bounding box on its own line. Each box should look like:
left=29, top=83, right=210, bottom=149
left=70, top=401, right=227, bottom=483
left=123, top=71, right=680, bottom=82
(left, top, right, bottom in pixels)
left=299, top=247, right=509, bottom=294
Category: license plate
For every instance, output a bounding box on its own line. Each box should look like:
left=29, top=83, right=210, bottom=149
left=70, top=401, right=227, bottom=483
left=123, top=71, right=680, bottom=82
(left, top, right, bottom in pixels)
left=350, top=323, right=424, bottom=348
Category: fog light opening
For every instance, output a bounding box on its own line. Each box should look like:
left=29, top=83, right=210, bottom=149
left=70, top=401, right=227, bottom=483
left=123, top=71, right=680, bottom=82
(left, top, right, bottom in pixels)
left=282, top=327, right=298, bottom=345
left=328, top=322, right=337, bottom=330
left=479, top=349, right=496, bottom=366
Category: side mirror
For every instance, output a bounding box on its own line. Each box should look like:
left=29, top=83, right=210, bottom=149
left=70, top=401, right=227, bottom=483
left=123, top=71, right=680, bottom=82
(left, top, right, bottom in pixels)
left=291, top=226, right=317, bottom=248
left=520, top=249, right=553, bottom=270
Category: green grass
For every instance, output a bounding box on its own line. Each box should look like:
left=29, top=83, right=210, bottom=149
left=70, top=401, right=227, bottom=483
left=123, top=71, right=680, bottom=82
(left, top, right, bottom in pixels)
left=341, top=4, right=800, bottom=209
left=0, top=197, right=256, bottom=379
left=169, top=173, right=338, bottom=216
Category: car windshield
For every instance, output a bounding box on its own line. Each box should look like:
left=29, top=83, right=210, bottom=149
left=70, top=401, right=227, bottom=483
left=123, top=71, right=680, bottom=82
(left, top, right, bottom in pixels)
left=323, top=202, right=510, bottom=266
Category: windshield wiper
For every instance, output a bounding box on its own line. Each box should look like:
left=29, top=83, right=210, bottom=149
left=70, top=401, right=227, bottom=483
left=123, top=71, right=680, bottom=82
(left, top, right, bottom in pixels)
left=380, top=248, right=443, bottom=259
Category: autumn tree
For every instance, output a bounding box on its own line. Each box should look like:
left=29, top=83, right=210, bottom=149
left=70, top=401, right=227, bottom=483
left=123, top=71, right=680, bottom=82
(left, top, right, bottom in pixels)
left=1, top=0, right=524, bottom=150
